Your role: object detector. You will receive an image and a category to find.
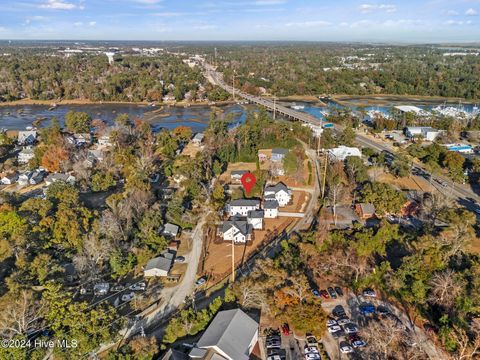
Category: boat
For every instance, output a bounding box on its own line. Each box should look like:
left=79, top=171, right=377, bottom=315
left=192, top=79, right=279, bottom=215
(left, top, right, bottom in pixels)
left=290, top=103, right=305, bottom=110
left=48, top=103, right=58, bottom=111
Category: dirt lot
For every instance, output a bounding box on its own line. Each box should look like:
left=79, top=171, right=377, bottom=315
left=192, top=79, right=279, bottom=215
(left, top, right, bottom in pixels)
left=201, top=217, right=294, bottom=280
left=373, top=170, right=434, bottom=192
left=219, top=162, right=259, bottom=183
left=181, top=142, right=202, bottom=158
left=282, top=191, right=308, bottom=213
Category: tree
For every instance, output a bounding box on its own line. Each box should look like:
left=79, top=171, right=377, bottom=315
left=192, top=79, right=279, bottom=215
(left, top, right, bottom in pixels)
left=172, top=126, right=193, bottom=142
left=0, top=290, right=44, bottom=338
left=339, top=126, right=356, bottom=146
left=91, top=172, right=116, bottom=192
left=441, top=151, right=465, bottom=183
left=320, top=128, right=336, bottom=149
left=345, top=156, right=368, bottom=183
left=359, top=182, right=406, bottom=215
left=65, top=111, right=92, bottom=133
left=41, top=144, right=68, bottom=172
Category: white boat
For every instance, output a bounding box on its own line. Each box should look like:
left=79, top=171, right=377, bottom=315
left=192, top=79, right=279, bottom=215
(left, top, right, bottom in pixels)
left=291, top=103, right=305, bottom=110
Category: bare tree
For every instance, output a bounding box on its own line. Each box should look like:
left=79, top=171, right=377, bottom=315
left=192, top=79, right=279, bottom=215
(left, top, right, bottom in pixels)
left=427, top=270, right=465, bottom=310
left=451, top=321, right=480, bottom=360
left=0, top=291, right=44, bottom=338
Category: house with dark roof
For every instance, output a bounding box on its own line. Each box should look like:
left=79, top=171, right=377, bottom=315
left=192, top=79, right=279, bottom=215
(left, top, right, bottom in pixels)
left=222, top=220, right=253, bottom=243
left=189, top=308, right=259, bottom=360
left=263, top=200, right=279, bottom=218
left=247, top=210, right=264, bottom=230
left=271, top=148, right=288, bottom=162
left=355, top=203, right=376, bottom=219
left=17, top=130, right=37, bottom=146
left=264, top=182, right=292, bottom=207
left=162, top=223, right=180, bottom=238
left=144, top=249, right=176, bottom=277
left=227, top=199, right=261, bottom=217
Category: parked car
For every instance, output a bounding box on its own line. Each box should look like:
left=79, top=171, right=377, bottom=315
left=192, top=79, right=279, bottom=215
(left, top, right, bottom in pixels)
left=331, top=330, right=345, bottom=339
left=327, top=287, right=337, bottom=299
left=305, top=354, right=320, bottom=360
left=339, top=341, right=354, bottom=354
left=305, top=346, right=319, bottom=354
left=326, top=318, right=338, bottom=327
left=129, top=282, right=146, bottom=291
left=121, top=292, right=135, bottom=302
left=320, top=289, right=329, bottom=299
left=311, top=289, right=320, bottom=297
left=111, top=285, right=125, bottom=292
left=328, top=325, right=342, bottom=333
left=377, top=305, right=390, bottom=316
left=337, top=317, right=350, bottom=326
left=334, top=286, right=344, bottom=297
left=175, top=256, right=186, bottom=263
left=344, top=324, right=358, bottom=334
left=362, top=288, right=376, bottom=297
left=359, top=303, right=376, bottom=315
left=352, top=339, right=367, bottom=348
left=93, top=282, right=110, bottom=296
left=267, top=356, right=281, bottom=360
left=281, top=323, right=291, bottom=335
left=306, top=335, right=318, bottom=347
left=80, top=287, right=92, bottom=295
left=332, top=305, right=346, bottom=318
left=195, top=277, right=207, bottom=286
left=266, top=339, right=281, bottom=349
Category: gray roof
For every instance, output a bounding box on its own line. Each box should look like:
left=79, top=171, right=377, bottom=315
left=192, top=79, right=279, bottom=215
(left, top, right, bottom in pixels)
left=263, top=200, right=279, bottom=209
left=358, top=203, right=376, bottom=214
left=230, top=199, right=260, bottom=207
left=161, top=348, right=189, bottom=360
left=193, top=309, right=258, bottom=360
left=272, top=148, right=288, bottom=155
left=18, top=130, right=37, bottom=144
left=231, top=170, right=249, bottom=177
left=192, top=133, right=204, bottom=141
left=145, top=256, right=172, bottom=272
left=163, top=223, right=180, bottom=236
left=222, top=220, right=253, bottom=236
left=247, top=210, right=264, bottom=219
left=265, top=182, right=289, bottom=194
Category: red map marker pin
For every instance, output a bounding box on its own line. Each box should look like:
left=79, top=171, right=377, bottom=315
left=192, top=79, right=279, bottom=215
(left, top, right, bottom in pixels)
left=240, top=173, right=257, bottom=196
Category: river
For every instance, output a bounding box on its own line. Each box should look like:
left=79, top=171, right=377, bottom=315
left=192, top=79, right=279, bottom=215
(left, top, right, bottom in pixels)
left=0, top=103, right=250, bottom=132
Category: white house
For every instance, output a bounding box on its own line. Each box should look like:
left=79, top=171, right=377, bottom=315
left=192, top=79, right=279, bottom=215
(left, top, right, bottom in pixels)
left=45, top=173, right=76, bottom=186
left=327, top=146, right=362, bottom=161
left=394, top=105, right=430, bottom=117
left=189, top=309, right=259, bottom=360
left=97, top=134, right=112, bottom=147
left=144, top=250, right=175, bottom=277
left=405, top=126, right=441, bottom=141
left=264, top=183, right=292, bottom=207
left=247, top=210, right=264, bottom=230
left=18, top=171, right=32, bottom=186
left=17, top=130, right=37, bottom=146
left=264, top=200, right=279, bottom=218
left=231, top=170, right=249, bottom=183
left=18, top=146, right=35, bottom=164
left=222, top=220, right=253, bottom=243
left=192, top=133, right=204, bottom=145
left=227, top=199, right=260, bottom=217
left=1, top=172, right=18, bottom=185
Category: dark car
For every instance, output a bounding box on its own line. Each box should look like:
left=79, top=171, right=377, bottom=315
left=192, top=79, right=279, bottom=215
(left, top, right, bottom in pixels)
left=174, top=256, right=186, bottom=263
left=377, top=305, right=390, bottom=316
left=332, top=305, right=346, bottom=318
left=327, top=287, right=337, bottom=299
left=359, top=303, right=376, bottom=315
left=320, top=289, right=330, bottom=299
left=334, top=286, right=344, bottom=297
left=281, top=323, right=291, bottom=335
left=331, top=329, right=345, bottom=339
left=311, top=289, right=320, bottom=297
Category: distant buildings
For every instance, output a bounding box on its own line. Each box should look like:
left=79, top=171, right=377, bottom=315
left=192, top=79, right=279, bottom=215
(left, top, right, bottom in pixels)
left=189, top=308, right=259, bottom=360
left=271, top=148, right=288, bottom=162
left=394, top=105, right=430, bottom=117
left=17, top=130, right=37, bottom=146
left=231, top=170, right=249, bottom=183
left=45, top=173, right=76, bottom=186
left=18, top=146, right=35, bottom=164
left=327, top=146, right=362, bottom=161
left=1, top=172, right=18, bottom=185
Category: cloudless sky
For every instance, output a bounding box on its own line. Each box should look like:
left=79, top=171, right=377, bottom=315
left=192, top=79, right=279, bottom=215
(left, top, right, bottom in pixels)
left=0, top=0, right=479, bottom=42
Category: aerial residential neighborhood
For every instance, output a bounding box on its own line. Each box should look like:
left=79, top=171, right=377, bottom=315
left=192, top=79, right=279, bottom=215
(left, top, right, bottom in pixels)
left=1, top=2, right=480, bottom=360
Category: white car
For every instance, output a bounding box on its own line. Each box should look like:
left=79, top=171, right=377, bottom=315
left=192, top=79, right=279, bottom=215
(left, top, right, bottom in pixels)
left=129, top=282, right=146, bottom=291
left=121, top=292, right=135, bottom=302
left=344, top=324, right=358, bottom=334
left=363, top=288, right=376, bottom=297
left=337, top=317, right=350, bottom=326
left=326, top=319, right=338, bottom=327
left=267, top=356, right=281, bottom=360
left=340, top=342, right=354, bottom=354
left=305, top=346, right=319, bottom=354
left=305, top=354, right=320, bottom=360
left=328, top=325, right=342, bottom=333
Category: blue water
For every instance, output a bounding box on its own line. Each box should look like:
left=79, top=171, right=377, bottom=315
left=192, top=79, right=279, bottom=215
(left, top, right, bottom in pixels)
left=0, top=103, right=249, bottom=132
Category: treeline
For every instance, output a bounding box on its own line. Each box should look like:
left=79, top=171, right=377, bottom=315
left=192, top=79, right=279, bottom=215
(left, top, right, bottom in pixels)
left=214, top=45, right=480, bottom=99
left=0, top=53, right=205, bottom=102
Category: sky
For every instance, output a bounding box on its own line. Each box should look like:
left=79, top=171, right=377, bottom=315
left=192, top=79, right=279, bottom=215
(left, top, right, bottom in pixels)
left=0, top=0, right=479, bottom=42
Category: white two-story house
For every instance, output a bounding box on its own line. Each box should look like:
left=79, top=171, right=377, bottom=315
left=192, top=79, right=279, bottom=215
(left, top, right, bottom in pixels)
left=247, top=210, right=264, bottom=230
left=222, top=220, right=253, bottom=243
left=227, top=199, right=261, bottom=217
left=264, top=182, right=292, bottom=207
left=263, top=200, right=279, bottom=218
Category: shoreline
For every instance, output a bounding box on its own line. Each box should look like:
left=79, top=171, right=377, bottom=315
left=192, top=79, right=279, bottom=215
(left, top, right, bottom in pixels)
left=329, top=94, right=478, bottom=106
left=0, top=98, right=237, bottom=108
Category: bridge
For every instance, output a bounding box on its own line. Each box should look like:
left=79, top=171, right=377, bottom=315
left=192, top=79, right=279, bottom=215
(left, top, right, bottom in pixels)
left=205, top=65, right=323, bottom=127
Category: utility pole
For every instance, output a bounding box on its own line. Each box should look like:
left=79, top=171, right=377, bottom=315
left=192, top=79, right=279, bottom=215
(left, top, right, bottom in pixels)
left=232, top=70, right=235, bottom=101
left=273, top=97, right=276, bottom=120
left=231, top=241, right=235, bottom=283
left=321, top=152, right=328, bottom=198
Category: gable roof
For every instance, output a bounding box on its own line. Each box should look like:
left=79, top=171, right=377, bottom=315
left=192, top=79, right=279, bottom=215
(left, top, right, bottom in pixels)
left=231, top=170, right=249, bottom=177
left=222, top=220, right=253, bottom=236
left=145, top=256, right=172, bottom=272
left=192, top=133, right=204, bottom=141
left=247, top=210, right=264, bottom=219
left=193, top=309, right=258, bottom=360
left=263, top=200, right=279, bottom=209
left=272, top=148, right=288, bottom=155
left=265, top=182, right=289, bottom=194
left=357, top=203, right=376, bottom=215
left=18, top=130, right=37, bottom=144
left=230, top=199, right=260, bottom=207
left=163, top=223, right=180, bottom=236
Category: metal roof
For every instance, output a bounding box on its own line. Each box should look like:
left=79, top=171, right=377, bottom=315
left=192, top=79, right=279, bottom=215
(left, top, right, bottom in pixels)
left=230, top=199, right=260, bottom=207
left=192, top=309, right=258, bottom=360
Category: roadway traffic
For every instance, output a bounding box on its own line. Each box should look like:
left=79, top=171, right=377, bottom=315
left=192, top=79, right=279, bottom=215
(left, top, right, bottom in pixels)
left=205, top=64, right=480, bottom=212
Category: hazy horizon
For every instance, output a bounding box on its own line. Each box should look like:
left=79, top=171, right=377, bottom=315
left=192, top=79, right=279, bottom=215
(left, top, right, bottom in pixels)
left=0, top=0, right=480, bottom=43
